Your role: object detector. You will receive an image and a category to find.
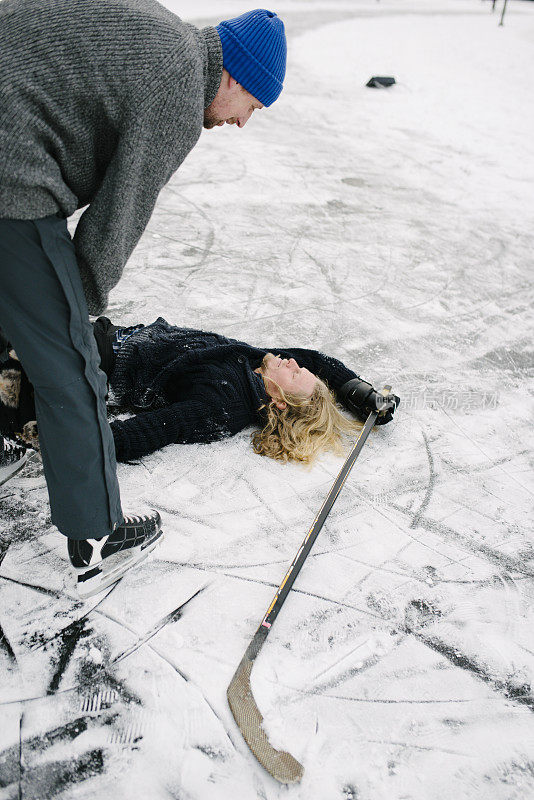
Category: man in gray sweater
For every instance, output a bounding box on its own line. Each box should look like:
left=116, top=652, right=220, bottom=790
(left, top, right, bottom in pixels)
left=0, top=0, right=287, bottom=598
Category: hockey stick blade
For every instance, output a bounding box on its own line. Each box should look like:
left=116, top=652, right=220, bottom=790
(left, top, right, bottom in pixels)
left=227, top=390, right=391, bottom=783
left=227, top=628, right=303, bottom=783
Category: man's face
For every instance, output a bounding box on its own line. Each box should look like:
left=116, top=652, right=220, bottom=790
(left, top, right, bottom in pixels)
left=261, top=353, right=317, bottom=401
left=204, top=72, right=263, bottom=129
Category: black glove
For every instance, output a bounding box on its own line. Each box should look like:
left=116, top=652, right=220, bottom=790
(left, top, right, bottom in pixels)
left=338, top=378, right=400, bottom=425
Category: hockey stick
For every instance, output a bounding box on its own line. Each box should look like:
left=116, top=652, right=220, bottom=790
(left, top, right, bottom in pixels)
left=227, top=387, right=392, bottom=783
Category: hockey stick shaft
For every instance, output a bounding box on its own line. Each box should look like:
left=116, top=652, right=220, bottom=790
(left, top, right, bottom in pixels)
left=227, top=396, right=389, bottom=783
left=259, top=399, right=382, bottom=631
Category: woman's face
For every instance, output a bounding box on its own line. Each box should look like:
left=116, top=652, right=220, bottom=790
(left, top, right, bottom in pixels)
left=261, top=353, right=317, bottom=401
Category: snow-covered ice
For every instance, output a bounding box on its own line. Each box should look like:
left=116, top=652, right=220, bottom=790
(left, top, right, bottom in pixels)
left=1, top=0, right=533, bottom=797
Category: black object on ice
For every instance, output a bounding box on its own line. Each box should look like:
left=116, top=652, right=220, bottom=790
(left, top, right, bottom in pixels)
left=366, top=76, right=396, bottom=88
left=227, top=387, right=395, bottom=784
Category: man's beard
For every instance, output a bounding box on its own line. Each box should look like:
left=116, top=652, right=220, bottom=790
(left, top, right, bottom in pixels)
left=203, top=108, right=221, bottom=129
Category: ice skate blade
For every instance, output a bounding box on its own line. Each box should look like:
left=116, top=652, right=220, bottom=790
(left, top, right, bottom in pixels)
left=75, top=529, right=163, bottom=599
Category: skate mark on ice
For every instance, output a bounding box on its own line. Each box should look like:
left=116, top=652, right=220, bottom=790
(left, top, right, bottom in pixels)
left=0, top=539, right=11, bottom=569
left=194, top=743, right=229, bottom=761
left=21, top=749, right=105, bottom=799
left=0, top=608, right=144, bottom=706
left=0, top=621, right=17, bottom=665
left=127, top=633, right=241, bottom=755
left=0, top=715, right=112, bottom=797
left=150, top=502, right=224, bottom=531
left=112, top=585, right=207, bottom=665
left=304, top=249, right=345, bottom=298
left=440, top=448, right=531, bottom=477
left=364, top=738, right=470, bottom=757
left=47, top=617, right=93, bottom=694
left=159, top=546, right=419, bottom=578
left=17, top=711, right=22, bottom=800
left=405, top=598, right=443, bottom=628
left=170, top=563, right=384, bottom=620
left=406, top=628, right=534, bottom=713
left=157, top=185, right=215, bottom=271
left=373, top=504, right=470, bottom=568
left=0, top=667, right=139, bottom=709
left=0, top=710, right=22, bottom=797
left=397, top=269, right=455, bottom=312
left=342, top=784, right=359, bottom=800
left=409, top=429, right=437, bottom=530
left=320, top=693, right=502, bottom=705
left=519, top=643, right=534, bottom=660
left=9, top=714, right=116, bottom=759
left=218, top=302, right=339, bottom=334
left=309, top=635, right=407, bottom=695
left=394, top=501, right=534, bottom=579
left=28, top=584, right=117, bottom=652
left=421, top=476, right=524, bottom=524
left=375, top=495, right=534, bottom=579
left=0, top=573, right=65, bottom=599
left=89, top=604, right=239, bottom=752
left=346, top=541, right=413, bottom=592
left=439, top=406, right=534, bottom=499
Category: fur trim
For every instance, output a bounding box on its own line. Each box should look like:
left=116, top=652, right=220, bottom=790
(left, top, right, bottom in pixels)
left=21, top=421, right=40, bottom=451
left=0, top=369, right=21, bottom=409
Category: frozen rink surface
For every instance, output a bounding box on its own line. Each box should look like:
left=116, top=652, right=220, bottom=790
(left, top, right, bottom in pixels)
left=1, top=0, right=534, bottom=797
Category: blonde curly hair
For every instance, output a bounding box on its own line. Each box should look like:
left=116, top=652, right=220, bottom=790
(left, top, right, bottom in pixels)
left=252, top=374, right=362, bottom=465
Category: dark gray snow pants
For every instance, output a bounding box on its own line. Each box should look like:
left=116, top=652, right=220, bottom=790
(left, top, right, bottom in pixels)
left=0, top=213, right=123, bottom=539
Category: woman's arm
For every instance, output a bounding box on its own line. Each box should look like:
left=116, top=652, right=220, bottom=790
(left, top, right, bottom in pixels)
left=110, top=398, right=240, bottom=462
left=270, top=346, right=399, bottom=423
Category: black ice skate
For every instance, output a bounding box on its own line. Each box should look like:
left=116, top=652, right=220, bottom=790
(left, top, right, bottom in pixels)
left=68, top=510, right=163, bottom=598
left=0, top=437, right=28, bottom=487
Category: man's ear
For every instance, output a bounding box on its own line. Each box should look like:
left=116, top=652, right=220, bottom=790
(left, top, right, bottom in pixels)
left=223, top=69, right=238, bottom=91
left=273, top=399, right=287, bottom=411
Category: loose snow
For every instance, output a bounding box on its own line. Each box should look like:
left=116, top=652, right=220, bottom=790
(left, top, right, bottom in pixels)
left=0, top=0, right=533, bottom=798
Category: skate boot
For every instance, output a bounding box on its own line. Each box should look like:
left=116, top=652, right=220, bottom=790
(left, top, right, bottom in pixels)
left=69, top=510, right=163, bottom=598
left=0, top=437, right=28, bottom=487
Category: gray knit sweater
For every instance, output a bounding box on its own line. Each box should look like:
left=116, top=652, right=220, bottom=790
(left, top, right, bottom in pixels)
left=0, top=0, right=223, bottom=314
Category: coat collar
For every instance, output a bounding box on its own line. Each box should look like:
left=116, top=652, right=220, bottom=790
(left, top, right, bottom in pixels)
left=201, top=27, right=223, bottom=108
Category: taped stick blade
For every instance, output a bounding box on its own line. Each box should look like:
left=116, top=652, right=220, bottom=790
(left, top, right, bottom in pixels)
left=227, top=649, right=304, bottom=784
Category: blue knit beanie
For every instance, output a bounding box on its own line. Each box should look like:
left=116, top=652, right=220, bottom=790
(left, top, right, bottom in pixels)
left=216, top=9, right=286, bottom=107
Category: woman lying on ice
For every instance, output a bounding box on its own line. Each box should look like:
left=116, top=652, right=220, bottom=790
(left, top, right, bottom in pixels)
left=95, top=317, right=399, bottom=464
left=1, top=317, right=399, bottom=467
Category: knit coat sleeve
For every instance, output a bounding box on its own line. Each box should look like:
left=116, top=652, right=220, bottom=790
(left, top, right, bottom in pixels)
left=73, top=72, right=203, bottom=315
left=110, top=394, right=239, bottom=462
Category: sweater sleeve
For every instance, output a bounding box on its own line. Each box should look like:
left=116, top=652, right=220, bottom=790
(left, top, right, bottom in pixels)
left=110, top=397, right=237, bottom=462
left=73, top=73, right=202, bottom=315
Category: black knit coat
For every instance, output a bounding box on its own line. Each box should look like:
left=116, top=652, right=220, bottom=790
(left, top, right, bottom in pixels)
left=105, top=318, right=359, bottom=462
